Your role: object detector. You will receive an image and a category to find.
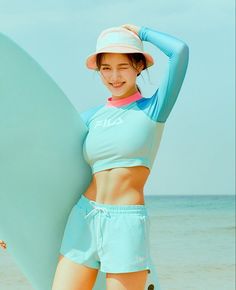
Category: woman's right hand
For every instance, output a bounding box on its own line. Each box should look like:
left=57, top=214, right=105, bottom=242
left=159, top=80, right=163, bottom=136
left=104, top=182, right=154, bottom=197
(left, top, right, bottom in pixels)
left=0, top=240, right=7, bottom=250
left=121, top=24, right=141, bottom=36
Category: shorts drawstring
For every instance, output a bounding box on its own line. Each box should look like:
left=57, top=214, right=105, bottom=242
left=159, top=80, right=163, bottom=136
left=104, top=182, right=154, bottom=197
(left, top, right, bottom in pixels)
left=85, top=201, right=111, bottom=253
left=85, top=201, right=111, bottom=219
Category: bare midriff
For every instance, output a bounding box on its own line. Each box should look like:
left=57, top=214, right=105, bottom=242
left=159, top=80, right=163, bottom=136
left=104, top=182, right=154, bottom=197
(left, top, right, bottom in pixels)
left=82, top=166, right=150, bottom=205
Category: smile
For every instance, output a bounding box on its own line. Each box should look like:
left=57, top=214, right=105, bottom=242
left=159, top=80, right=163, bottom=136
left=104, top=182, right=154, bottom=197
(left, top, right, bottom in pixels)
left=110, top=82, right=125, bottom=88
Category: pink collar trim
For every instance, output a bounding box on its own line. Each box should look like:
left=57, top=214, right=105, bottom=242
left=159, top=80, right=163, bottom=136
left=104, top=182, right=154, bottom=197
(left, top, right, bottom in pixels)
left=106, top=91, right=143, bottom=107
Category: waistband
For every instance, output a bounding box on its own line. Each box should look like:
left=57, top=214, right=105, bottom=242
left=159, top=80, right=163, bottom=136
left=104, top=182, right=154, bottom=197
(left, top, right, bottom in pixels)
left=78, top=194, right=148, bottom=215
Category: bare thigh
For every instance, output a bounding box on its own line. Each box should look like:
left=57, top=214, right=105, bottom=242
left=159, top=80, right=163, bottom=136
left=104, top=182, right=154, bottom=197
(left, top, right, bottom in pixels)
left=106, top=270, right=148, bottom=290
left=51, top=255, right=99, bottom=290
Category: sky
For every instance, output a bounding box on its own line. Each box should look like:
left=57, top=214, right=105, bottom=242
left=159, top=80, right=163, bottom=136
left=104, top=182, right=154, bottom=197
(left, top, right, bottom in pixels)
left=0, top=0, right=235, bottom=195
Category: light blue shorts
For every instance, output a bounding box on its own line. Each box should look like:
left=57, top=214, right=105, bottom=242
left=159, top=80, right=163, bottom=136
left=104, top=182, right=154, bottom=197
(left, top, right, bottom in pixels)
left=60, top=194, right=152, bottom=273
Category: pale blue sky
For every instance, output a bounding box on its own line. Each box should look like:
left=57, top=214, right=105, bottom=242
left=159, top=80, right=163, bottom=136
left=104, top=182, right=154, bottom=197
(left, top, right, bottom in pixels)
left=0, top=0, right=235, bottom=195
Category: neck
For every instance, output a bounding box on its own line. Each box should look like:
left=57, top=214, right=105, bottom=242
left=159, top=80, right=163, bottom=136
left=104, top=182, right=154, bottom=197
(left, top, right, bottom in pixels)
left=106, top=90, right=143, bottom=107
left=111, top=86, right=139, bottom=101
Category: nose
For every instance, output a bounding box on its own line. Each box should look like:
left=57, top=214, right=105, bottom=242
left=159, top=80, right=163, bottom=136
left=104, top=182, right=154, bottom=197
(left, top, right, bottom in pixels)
left=109, top=69, right=122, bottom=82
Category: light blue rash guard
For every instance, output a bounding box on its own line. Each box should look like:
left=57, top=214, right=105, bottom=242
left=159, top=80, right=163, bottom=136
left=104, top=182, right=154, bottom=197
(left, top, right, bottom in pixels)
left=80, top=26, right=189, bottom=174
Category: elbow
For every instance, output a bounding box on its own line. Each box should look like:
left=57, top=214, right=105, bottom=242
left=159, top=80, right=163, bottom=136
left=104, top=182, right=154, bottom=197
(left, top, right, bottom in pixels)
left=183, top=43, right=189, bottom=58
left=170, top=40, right=189, bottom=63
left=177, top=41, right=189, bottom=56
left=177, top=42, right=189, bottom=65
left=180, top=42, right=189, bottom=58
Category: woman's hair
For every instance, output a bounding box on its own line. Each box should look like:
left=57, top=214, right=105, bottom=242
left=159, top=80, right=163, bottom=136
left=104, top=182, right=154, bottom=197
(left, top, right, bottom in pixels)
left=96, top=53, right=148, bottom=94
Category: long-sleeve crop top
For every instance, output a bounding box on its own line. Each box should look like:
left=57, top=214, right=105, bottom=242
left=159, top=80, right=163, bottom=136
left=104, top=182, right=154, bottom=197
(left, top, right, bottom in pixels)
left=80, top=26, right=189, bottom=174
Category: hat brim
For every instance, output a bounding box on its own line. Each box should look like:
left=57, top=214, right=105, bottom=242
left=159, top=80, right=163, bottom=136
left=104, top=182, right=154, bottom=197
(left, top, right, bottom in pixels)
left=86, top=46, right=154, bottom=70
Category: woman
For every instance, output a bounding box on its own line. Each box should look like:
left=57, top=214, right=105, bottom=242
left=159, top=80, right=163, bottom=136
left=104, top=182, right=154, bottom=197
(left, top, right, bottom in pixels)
left=2, top=24, right=189, bottom=290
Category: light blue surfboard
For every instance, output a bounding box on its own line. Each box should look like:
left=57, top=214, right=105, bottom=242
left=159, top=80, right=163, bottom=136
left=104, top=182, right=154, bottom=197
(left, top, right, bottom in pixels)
left=0, top=32, right=160, bottom=290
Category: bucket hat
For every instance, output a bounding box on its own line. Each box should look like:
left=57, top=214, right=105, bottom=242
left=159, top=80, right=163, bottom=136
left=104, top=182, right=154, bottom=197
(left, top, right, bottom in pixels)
left=86, top=26, right=154, bottom=70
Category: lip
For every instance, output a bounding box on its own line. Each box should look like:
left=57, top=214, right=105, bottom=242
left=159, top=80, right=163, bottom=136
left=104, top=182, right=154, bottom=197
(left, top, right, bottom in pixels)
left=110, top=82, right=125, bottom=88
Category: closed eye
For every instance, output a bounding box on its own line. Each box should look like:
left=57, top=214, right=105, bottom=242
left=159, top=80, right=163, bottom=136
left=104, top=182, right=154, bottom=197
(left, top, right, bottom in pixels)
left=102, top=67, right=127, bottom=69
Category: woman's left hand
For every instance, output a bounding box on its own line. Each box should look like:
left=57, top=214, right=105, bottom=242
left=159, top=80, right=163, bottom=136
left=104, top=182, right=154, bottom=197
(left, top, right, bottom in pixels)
left=121, top=24, right=141, bottom=36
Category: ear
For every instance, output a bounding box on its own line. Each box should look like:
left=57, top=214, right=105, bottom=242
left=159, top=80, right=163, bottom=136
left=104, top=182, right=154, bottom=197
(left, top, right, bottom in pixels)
left=136, top=62, right=144, bottom=76
left=137, top=62, right=144, bottom=75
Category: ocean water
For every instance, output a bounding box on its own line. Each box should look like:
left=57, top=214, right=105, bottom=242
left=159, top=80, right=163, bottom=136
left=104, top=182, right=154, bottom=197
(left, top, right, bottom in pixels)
left=146, top=195, right=235, bottom=290
left=0, top=195, right=235, bottom=290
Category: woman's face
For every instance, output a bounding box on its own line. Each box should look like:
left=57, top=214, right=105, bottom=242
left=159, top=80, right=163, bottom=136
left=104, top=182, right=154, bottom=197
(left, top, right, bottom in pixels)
left=98, top=53, right=143, bottom=99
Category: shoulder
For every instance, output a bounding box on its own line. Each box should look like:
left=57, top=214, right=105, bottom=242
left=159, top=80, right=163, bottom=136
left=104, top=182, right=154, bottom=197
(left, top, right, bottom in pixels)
left=80, top=104, right=104, bottom=126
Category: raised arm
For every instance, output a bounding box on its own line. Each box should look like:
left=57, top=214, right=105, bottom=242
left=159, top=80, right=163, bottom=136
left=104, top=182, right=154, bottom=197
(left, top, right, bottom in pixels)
left=138, top=26, right=189, bottom=122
